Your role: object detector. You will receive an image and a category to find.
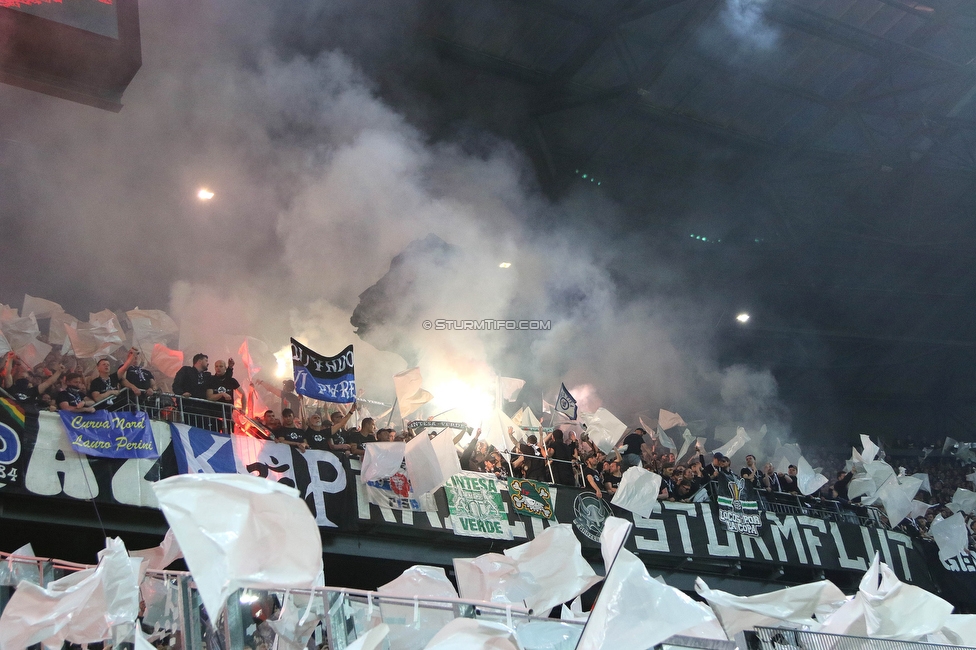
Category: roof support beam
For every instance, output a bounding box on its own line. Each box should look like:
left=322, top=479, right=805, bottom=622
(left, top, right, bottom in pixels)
left=763, top=1, right=965, bottom=72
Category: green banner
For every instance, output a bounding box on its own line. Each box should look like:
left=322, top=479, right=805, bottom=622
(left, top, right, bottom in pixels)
left=444, top=471, right=512, bottom=540
left=507, top=477, right=554, bottom=519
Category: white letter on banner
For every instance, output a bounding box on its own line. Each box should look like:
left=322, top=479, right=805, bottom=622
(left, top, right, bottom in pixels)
left=302, top=449, right=346, bottom=527
left=632, top=516, right=669, bottom=553
left=112, top=421, right=171, bottom=507
left=886, top=530, right=913, bottom=581
left=797, top=516, right=826, bottom=565
left=25, top=412, right=98, bottom=498
left=829, top=522, right=867, bottom=571
left=180, top=426, right=231, bottom=474
left=700, top=504, right=739, bottom=557
left=740, top=533, right=773, bottom=561
left=767, top=514, right=807, bottom=564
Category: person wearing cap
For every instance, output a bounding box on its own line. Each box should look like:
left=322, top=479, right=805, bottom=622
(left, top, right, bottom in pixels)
left=700, top=447, right=724, bottom=480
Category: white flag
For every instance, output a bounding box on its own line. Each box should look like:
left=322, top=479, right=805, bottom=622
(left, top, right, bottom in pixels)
left=393, top=367, right=433, bottom=419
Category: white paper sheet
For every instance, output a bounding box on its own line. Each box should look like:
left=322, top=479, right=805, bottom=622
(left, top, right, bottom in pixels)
left=503, top=524, right=601, bottom=615
left=796, top=456, right=828, bottom=496
left=578, top=549, right=717, bottom=650
left=152, top=473, right=324, bottom=619
left=0, top=537, right=141, bottom=650
left=361, top=442, right=407, bottom=483
left=854, top=552, right=953, bottom=640
left=931, top=512, right=970, bottom=562
left=129, top=529, right=183, bottom=574
left=581, top=408, right=627, bottom=453
left=379, top=566, right=458, bottom=650
left=424, top=619, right=522, bottom=650
left=610, top=467, right=661, bottom=518
left=696, top=578, right=846, bottom=637
left=404, top=432, right=445, bottom=495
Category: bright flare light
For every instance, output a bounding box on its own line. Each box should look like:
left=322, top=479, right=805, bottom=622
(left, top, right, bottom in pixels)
left=197, top=188, right=215, bottom=200
left=273, top=346, right=292, bottom=379
left=736, top=313, right=750, bottom=323
left=499, top=262, right=512, bottom=268
left=428, top=378, right=495, bottom=425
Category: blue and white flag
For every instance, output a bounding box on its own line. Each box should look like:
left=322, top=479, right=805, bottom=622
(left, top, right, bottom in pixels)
left=61, top=411, right=157, bottom=459
left=291, top=339, right=356, bottom=404
left=168, top=423, right=237, bottom=474
left=555, top=383, right=578, bottom=421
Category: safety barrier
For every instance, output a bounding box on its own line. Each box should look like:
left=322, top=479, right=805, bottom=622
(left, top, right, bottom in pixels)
left=745, top=626, right=975, bottom=650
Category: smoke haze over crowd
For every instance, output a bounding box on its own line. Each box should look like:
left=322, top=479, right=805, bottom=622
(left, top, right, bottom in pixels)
left=0, top=0, right=791, bottom=436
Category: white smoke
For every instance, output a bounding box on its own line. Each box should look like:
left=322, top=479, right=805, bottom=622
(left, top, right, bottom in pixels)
left=0, top=0, right=790, bottom=432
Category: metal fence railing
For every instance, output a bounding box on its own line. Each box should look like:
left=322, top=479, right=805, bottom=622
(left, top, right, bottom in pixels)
left=756, top=491, right=886, bottom=528
left=747, top=627, right=975, bottom=650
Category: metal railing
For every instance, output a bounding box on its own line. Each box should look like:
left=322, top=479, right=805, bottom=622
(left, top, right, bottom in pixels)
left=747, top=626, right=975, bottom=650
left=113, top=390, right=273, bottom=439
left=756, top=490, right=886, bottom=528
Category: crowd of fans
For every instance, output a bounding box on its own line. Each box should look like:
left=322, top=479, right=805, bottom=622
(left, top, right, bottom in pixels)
left=2, top=346, right=976, bottom=552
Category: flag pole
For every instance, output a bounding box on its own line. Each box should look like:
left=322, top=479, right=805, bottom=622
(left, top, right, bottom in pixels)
left=386, top=398, right=397, bottom=428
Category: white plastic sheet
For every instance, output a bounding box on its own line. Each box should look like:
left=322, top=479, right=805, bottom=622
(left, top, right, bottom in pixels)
left=658, top=409, right=686, bottom=430
left=0, top=543, right=39, bottom=587
left=579, top=548, right=717, bottom=650
left=152, top=473, right=324, bottom=619
left=580, top=408, right=627, bottom=453
left=931, top=512, right=970, bottom=562
left=379, top=566, right=458, bottom=650
left=267, top=592, right=327, bottom=650
left=455, top=553, right=532, bottom=605
left=484, top=407, right=520, bottom=452
left=696, top=578, right=846, bottom=637
left=130, top=528, right=183, bottom=573
left=503, top=524, right=601, bottom=615
left=361, top=441, right=407, bottom=483
left=394, top=367, right=433, bottom=418
left=796, top=456, right=828, bottom=496
left=431, top=429, right=462, bottom=482
left=404, top=431, right=446, bottom=495
left=944, top=437, right=959, bottom=454
left=940, top=615, right=976, bottom=646
left=599, top=517, right=631, bottom=572
left=854, top=552, right=953, bottom=640
left=714, top=427, right=750, bottom=460
left=346, top=623, right=390, bottom=650
left=676, top=428, right=695, bottom=460
left=610, top=467, right=661, bottom=518
left=0, top=537, right=141, bottom=650
left=424, top=619, right=522, bottom=650
left=913, top=472, right=932, bottom=494
left=1, top=313, right=40, bottom=351
left=876, top=477, right=913, bottom=526
left=516, top=620, right=582, bottom=650
left=22, top=294, right=63, bottom=320
left=949, top=488, right=976, bottom=515
left=560, top=596, right=587, bottom=622
left=126, top=309, right=179, bottom=353
left=150, top=343, right=184, bottom=378
left=908, top=500, right=935, bottom=520
left=860, top=435, right=879, bottom=463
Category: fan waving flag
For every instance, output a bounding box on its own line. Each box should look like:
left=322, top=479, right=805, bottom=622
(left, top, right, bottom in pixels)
left=290, top=339, right=356, bottom=404
left=555, top=383, right=578, bottom=421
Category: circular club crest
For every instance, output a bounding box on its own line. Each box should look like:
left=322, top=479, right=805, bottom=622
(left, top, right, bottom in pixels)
left=572, top=492, right=613, bottom=542
left=558, top=397, right=571, bottom=411
left=388, top=472, right=410, bottom=498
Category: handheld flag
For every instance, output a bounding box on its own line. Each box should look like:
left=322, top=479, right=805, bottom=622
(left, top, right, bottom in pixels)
left=555, top=383, right=578, bottom=421
left=290, top=339, right=356, bottom=404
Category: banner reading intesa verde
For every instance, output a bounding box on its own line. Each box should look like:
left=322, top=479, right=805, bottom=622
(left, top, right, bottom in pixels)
left=59, top=411, right=157, bottom=459
left=444, top=471, right=512, bottom=540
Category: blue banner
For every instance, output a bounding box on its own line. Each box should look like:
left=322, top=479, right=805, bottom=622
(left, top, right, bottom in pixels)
left=291, top=339, right=356, bottom=403
left=168, top=423, right=237, bottom=474
left=60, top=411, right=158, bottom=459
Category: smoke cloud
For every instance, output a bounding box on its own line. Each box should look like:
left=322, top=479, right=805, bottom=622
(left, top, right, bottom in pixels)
left=0, top=0, right=790, bottom=435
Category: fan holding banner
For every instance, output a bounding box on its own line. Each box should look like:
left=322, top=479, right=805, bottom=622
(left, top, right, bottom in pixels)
left=290, top=339, right=356, bottom=404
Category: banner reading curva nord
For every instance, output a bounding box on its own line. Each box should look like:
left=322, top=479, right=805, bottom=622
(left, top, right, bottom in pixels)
left=59, top=411, right=158, bottom=459
left=291, top=339, right=356, bottom=404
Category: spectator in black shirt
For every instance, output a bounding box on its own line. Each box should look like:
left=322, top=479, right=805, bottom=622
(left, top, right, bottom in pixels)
left=206, top=359, right=240, bottom=412
left=546, top=429, right=577, bottom=486
left=121, top=350, right=159, bottom=400
left=305, top=412, right=335, bottom=452
left=582, top=453, right=604, bottom=499
left=89, top=350, right=137, bottom=410
left=273, top=409, right=308, bottom=451
left=603, top=458, right=622, bottom=494
left=58, top=373, right=95, bottom=413
left=173, top=353, right=211, bottom=400
left=618, top=428, right=646, bottom=472
left=700, top=451, right=724, bottom=479
left=3, top=354, right=64, bottom=409
left=255, top=378, right=302, bottom=421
